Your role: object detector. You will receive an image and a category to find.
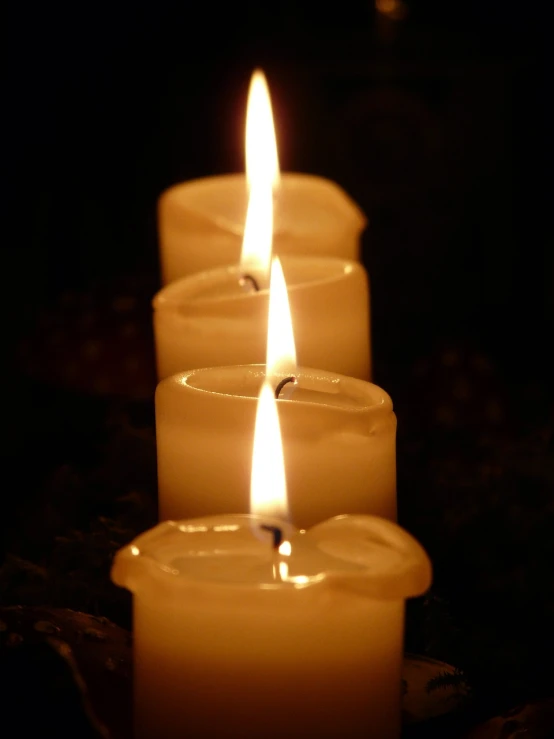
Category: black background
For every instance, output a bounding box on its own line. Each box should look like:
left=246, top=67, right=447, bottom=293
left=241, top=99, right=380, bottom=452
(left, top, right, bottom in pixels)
left=2, top=0, right=553, bottom=732
left=3, top=1, right=551, bottom=362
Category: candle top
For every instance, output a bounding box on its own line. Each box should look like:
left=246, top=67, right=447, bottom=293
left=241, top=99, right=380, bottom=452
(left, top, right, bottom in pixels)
left=161, top=173, right=366, bottom=238
left=111, top=514, right=431, bottom=600
left=153, top=256, right=362, bottom=309
left=173, top=365, right=391, bottom=413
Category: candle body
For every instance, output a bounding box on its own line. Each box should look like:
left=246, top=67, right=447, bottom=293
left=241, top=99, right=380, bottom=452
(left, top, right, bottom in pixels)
left=156, top=366, right=397, bottom=527
left=159, top=173, right=366, bottom=284
left=153, top=256, right=371, bottom=381
left=133, top=592, right=403, bottom=739
left=112, top=515, right=432, bottom=739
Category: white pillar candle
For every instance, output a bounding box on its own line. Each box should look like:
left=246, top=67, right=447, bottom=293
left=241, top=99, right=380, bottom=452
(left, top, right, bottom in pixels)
left=158, top=70, right=366, bottom=285
left=153, top=254, right=371, bottom=381
left=111, top=513, right=432, bottom=739
left=156, top=365, right=396, bottom=527
left=157, top=257, right=389, bottom=526
left=159, top=174, right=366, bottom=284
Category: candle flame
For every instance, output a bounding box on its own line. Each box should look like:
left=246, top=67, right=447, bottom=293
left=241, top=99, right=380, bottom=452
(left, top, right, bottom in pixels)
left=240, top=70, right=278, bottom=279
left=266, top=256, right=297, bottom=378
left=250, top=382, right=288, bottom=520
left=245, top=69, right=279, bottom=191
left=240, top=182, right=273, bottom=278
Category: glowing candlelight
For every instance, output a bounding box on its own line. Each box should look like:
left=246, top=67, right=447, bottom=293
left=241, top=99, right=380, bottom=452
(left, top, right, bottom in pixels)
left=158, top=69, right=366, bottom=284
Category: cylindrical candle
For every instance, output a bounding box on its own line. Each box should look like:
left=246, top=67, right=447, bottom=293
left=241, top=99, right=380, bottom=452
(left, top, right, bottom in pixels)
left=153, top=255, right=371, bottom=381
left=111, top=514, right=432, bottom=739
left=159, top=173, right=366, bottom=284
left=156, top=365, right=396, bottom=527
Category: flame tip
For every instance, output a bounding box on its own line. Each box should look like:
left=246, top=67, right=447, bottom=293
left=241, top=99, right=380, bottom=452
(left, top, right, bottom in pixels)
left=241, top=65, right=279, bottom=276
left=244, top=62, right=280, bottom=193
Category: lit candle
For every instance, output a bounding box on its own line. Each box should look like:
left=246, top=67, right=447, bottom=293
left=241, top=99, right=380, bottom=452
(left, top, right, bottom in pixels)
left=153, top=254, right=370, bottom=381
left=156, top=258, right=395, bottom=527
left=158, top=70, right=366, bottom=285
left=112, top=382, right=431, bottom=739
left=154, top=113, right=371, bottom=382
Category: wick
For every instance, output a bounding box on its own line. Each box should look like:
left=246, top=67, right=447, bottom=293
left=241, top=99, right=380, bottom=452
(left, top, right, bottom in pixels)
left=274, top=376, right=297, bottom=399
left=260, top=524, right=283, bottom=550
left=239, top=274, right=260, bottom=292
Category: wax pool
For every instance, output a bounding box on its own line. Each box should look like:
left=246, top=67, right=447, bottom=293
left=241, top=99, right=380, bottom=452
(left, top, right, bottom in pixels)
left=158, top=173, right=366, bottom=284
left=111, top=514, right=432, bottom=739
left=156, top=365, right=397, bottom=527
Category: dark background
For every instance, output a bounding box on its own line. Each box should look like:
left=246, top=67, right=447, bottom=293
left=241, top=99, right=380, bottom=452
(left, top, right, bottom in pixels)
left=4, top=1, right=551, bottom=368
left=2, top=0, right=553, bottom=733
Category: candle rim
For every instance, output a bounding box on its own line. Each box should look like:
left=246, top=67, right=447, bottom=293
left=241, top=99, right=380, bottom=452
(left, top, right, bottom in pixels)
left=162, top=365, right=393, bottom=415
left=111, top=514, right=431, bottom=600
left=160, top=171, right=366, bottom=233
left=153, top=256, right=365, bottom=311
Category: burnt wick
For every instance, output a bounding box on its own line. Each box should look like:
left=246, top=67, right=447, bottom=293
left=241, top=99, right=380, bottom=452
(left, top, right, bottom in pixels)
left=239, top=274, right=260, bottom=292
left=260, top=524, right=283, bottom=550
left=274, top=376, right=297, bottom=399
